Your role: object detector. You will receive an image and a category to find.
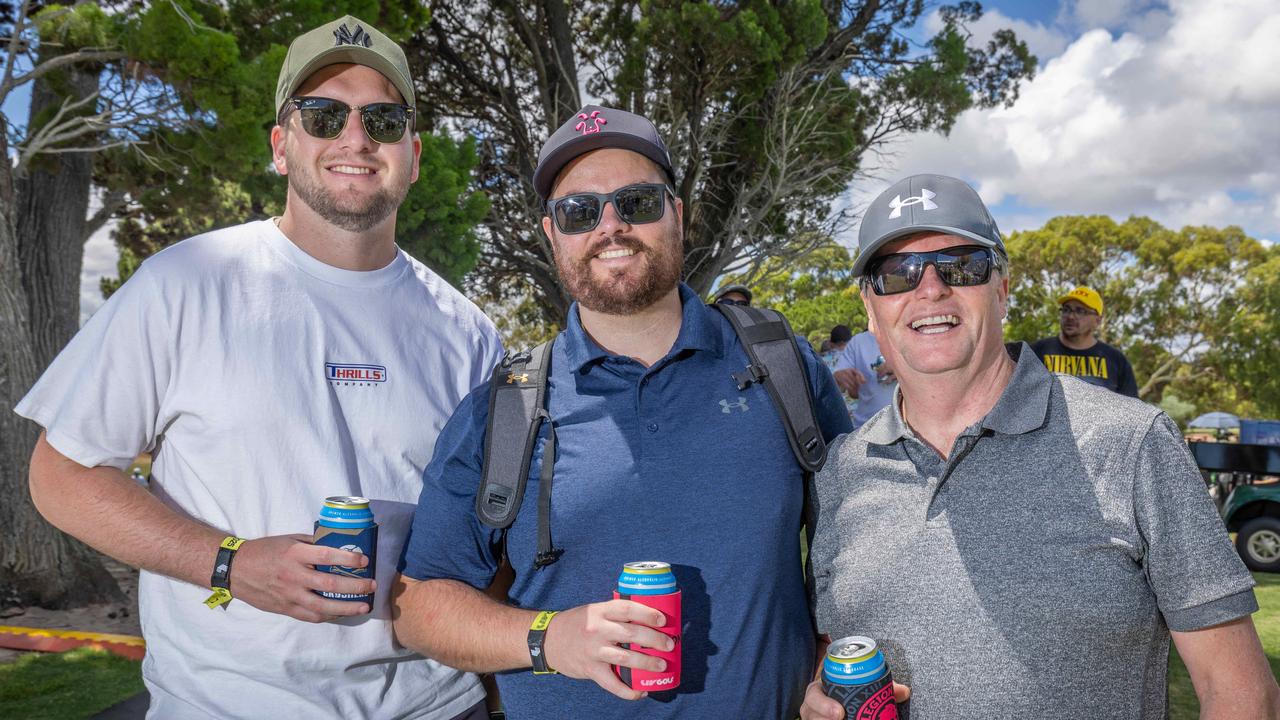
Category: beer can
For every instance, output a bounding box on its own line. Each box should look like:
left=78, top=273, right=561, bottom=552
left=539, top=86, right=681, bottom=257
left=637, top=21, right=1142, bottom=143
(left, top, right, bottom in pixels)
left=612, top=561, right=681, bottom=692
left=822, top=636, right=898, bottom=720
left=312, top=496, right=377, bottom=606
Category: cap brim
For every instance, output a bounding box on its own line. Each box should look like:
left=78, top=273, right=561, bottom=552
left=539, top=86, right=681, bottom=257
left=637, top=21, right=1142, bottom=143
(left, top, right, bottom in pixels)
left=535, top=134, right=672, bottom=200
left=851, top=225, right=1004, bottom=276
left=280, top=47, right=414, bottom=114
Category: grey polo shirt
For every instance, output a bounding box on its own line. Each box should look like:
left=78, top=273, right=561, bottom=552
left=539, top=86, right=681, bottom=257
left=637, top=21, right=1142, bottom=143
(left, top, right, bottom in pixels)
left=810, top=343, right=1256, bottom=720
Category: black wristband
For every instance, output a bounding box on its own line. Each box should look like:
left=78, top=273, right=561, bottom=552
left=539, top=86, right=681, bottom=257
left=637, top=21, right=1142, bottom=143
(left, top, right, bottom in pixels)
left=210, top=536, right=245, bottom=590
left=528, top=610, right=558, bottom=674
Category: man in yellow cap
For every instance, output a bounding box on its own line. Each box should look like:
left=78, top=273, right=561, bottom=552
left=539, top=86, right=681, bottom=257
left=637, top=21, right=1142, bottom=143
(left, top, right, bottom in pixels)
left=1031, top=286, right=1138, bottom=397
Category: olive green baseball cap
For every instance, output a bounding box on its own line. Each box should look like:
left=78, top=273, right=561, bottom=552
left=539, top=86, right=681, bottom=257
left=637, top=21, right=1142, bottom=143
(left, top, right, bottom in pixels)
left=274, top=15, right=414, bottom=120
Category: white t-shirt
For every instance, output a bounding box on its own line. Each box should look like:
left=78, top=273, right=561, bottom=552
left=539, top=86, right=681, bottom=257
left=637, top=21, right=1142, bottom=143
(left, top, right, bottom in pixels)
left=16, top=220, right=504, bottom=719
left=833, top=330, right=896, bottom=429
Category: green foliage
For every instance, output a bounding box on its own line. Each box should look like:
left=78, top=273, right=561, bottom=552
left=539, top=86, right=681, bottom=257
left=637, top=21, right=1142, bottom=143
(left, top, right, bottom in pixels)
left=420, top=0, right=1037, bottom=323
left=1005, top=215, right=1275, bottom=417
left=0, top=647, right=143, bottom=719
left=1222, top=244, right=1280, bottom=417
left=90, top=0, right=486, bottom=292
left=396, top=134, right=490, bottom=288
left=719, top=244, right=866, bottom=345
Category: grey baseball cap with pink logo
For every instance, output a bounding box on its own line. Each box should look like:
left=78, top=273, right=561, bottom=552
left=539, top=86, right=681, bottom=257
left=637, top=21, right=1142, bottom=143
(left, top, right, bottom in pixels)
left=853, top=174, right=1006, bottom=276
left=533, top=105, right=675, bottom=201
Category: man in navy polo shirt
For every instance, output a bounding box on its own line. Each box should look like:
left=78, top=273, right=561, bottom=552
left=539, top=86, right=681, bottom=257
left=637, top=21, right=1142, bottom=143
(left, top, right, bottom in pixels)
left=392, top=106, right=851, bottom=719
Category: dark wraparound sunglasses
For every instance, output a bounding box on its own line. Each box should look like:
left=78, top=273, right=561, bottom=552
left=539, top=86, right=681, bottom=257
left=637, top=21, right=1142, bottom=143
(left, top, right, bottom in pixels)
left=283, top=96, right=415, bottom=145
left=864, top=245, right=1000, bottom=296
left=547, top=183, right=675, bottom=234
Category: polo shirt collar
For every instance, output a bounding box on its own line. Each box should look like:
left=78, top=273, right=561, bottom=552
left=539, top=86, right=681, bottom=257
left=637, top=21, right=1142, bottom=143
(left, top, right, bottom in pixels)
left=862, top=342, right=1050, bottom=445
left=980, top=342, right=1052, bottom=436
left=562, top=283, right=723, bottom=372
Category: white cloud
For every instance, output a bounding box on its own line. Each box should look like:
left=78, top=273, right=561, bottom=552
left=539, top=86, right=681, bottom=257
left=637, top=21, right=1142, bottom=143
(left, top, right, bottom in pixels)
left=80, top=222, right=118, bottom=324
left=848, top=0, right=1280, bottom=245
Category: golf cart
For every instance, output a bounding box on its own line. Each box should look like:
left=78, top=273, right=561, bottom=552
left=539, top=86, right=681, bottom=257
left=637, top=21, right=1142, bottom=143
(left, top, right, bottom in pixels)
left=1189, top=417, right=1280, bottom=572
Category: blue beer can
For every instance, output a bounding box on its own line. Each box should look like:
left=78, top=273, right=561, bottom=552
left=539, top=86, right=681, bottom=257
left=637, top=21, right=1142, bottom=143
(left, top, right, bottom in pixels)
left=822, top=636, right=899, bottom=719
left=312, top=496, right=377, bottom=605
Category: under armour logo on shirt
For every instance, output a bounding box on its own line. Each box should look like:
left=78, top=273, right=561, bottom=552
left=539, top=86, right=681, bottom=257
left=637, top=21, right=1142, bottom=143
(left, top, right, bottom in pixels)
left=888, top=188, right=937, bottom=219
left=720, top=397, right=749, bottom=414
left=333, top=24, right=373, bottom=48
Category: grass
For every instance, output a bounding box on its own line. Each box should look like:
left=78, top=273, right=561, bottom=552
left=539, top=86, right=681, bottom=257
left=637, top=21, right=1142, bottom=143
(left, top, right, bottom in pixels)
left=1169, top=571, right=1280, bottom=718
left=0, top=647, right=142, bottom=719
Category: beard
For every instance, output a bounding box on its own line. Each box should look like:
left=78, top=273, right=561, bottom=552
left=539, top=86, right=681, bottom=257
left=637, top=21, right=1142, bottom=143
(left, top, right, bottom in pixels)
left=555, top=226, right=684, bottom=315
left=287, top=149, right=409, bottom=232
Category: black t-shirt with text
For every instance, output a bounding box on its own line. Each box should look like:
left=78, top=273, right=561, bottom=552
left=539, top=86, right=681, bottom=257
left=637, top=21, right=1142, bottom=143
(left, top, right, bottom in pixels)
left=1030, top=336, right=1139, bottom=398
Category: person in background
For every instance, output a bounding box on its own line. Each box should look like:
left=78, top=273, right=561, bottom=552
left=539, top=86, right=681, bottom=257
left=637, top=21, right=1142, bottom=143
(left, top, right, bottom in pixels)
left=823, top=325, right=857, bottom=420
left=1030, top=286, right=1139, bottom=398
left=712, top=283, right=752, bottom=306
left=832, top=328, right=896, bottom=430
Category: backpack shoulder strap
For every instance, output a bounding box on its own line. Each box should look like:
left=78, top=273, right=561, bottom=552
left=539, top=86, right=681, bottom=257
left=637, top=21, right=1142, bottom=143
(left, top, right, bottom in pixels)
left=476, top=339, right=555, bottom=529
left=711, top=303, right=827, bottom=472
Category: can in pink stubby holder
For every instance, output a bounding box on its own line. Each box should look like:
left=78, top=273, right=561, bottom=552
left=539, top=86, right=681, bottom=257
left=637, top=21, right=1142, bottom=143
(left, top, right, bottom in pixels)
left=612, top=561, right=681, bottom=692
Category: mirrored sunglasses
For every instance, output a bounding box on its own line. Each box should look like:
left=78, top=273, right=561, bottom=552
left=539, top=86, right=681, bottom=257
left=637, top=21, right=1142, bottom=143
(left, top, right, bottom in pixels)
left=284, top=96, right=414, bottom=145
left=864, top=245, right=999, bottom=296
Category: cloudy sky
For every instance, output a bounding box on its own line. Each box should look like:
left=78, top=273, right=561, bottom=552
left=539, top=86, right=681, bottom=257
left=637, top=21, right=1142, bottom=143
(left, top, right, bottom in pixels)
left=844, top=0, right=1280, bottom=245
left=77, top=0, right=1280, bottom=319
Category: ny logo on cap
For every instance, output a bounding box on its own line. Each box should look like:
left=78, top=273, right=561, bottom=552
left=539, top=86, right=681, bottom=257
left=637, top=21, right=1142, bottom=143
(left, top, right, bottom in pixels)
left=334, top=24, right=373, bottom=48
left=888, top=188, right=937, bottom=219
left=575, top=110, right=606, bottom=135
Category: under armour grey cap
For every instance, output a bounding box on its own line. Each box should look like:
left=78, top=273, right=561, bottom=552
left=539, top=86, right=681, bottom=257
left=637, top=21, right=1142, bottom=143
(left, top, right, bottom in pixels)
left=534, top=105, right=674, bottom=201
left=853, top=174, right=1005, bottom=276
left=275, top=16, right=414, bottom=120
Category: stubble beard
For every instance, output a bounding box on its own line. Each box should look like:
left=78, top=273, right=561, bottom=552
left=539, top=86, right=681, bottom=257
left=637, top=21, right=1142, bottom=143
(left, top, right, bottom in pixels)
left=288, top=150, right=409, bottom=233
left=556, top=226, right=684, bottom=315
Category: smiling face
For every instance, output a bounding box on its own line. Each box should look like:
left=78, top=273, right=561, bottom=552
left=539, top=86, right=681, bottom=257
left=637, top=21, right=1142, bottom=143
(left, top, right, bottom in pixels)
left=541, top=148, right=684, bottom=315
left=860, top=232, right=1009, bottom=379
left=271, top=63, right=421, bottom=232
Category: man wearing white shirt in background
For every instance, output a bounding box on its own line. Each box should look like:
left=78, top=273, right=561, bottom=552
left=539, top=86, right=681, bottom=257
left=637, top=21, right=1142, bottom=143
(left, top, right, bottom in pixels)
left=15, top=16, right=501, bottom=720
left=833, top=329, right=896, bottom=429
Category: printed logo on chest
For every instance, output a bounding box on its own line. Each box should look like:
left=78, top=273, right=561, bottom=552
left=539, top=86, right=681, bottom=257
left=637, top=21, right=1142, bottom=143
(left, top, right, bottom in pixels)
left=326, top=362, right=387, bottom=387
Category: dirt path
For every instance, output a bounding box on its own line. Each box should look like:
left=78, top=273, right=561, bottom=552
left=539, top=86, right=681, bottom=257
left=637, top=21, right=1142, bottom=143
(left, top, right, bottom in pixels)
left=0, top=557, right=141, bottom=664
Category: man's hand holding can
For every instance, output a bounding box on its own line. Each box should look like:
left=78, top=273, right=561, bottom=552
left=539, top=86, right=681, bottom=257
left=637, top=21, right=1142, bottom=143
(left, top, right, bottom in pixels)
left=540, top=599, right=675, bottom=700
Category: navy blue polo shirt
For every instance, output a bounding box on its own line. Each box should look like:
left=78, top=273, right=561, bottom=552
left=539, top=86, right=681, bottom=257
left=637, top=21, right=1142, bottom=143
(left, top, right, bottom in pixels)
left=401, top=284, right=851, bottom=720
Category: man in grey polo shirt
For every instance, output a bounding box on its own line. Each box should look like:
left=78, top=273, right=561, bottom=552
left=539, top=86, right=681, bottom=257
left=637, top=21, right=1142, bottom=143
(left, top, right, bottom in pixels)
left=800, top=174, right=1279, bottom=720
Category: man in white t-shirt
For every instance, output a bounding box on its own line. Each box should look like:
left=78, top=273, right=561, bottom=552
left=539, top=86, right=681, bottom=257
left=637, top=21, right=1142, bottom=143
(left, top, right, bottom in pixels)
left=14, top=16, right=502, bottom=720
left=832, top=329, right=896, bottom=429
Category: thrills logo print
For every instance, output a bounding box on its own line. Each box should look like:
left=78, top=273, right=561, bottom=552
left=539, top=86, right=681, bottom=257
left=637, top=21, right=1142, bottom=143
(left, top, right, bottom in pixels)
left=326, top=362, right=387, bottom=387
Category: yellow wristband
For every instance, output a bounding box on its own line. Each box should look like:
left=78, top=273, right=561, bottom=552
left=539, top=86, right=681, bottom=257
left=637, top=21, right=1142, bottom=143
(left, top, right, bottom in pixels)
left=528, top=610, right=558, bottom=674
left=203, top=587, right=233, bottom=609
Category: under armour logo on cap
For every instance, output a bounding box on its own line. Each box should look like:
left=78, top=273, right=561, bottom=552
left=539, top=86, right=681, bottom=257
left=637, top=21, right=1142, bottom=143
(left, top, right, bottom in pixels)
left=575, top=110, right=607, bottom=135
left=888, top=188, right=937, bottom=219
left=333, top=24, right=373, bottom=48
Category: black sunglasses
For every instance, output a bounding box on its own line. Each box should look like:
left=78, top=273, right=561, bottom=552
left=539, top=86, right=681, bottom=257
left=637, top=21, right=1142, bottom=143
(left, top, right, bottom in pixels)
left=864, top=245, right=1000, bottom=296
left=283, top=96, right=415, bottom=145
left=547, top=183, right=674, bottom=234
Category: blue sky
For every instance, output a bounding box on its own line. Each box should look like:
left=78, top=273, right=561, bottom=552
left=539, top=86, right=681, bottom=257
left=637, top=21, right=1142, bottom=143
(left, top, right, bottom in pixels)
left=843, top=0, right=1280, bottom=250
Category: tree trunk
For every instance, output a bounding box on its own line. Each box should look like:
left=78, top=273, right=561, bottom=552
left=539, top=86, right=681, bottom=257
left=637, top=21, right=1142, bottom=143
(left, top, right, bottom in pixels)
left=0, top=57, right=123, bottom=609
left=17, top=57, right=97, bottom=369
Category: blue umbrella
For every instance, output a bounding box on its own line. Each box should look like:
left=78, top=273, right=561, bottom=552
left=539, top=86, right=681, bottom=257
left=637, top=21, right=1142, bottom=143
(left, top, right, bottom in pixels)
left=1188, top=412, right=1240, bottom=430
